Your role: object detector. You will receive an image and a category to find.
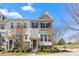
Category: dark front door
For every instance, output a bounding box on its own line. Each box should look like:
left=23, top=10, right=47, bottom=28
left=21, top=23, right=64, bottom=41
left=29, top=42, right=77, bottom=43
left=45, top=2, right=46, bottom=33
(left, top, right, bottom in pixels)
left=33, top=40, right=37, bottom=49
left=9, top=40, right=13, bottom=49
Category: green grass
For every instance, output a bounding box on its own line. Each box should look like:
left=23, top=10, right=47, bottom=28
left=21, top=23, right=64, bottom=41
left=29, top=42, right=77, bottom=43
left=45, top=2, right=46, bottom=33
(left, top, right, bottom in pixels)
left=55, top=44, right=79, bottom=49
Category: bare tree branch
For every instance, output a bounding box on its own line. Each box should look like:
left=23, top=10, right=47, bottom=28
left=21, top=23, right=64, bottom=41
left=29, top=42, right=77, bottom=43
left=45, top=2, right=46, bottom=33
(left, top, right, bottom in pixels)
left=61, top=17, right=79, bottom=31
left=64, top=4, right=79, bottom=24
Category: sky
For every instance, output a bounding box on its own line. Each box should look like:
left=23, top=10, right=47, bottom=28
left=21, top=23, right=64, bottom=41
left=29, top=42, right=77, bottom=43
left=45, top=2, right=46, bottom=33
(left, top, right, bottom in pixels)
left=0, top=3, right=79, bottom=42
left=0, top=3, right=64, bottom=26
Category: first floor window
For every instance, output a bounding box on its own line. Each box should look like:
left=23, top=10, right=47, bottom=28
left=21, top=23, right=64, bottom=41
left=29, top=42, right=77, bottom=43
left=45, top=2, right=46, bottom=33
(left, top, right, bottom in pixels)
left=44, top=34, right=47, bottom=41
left=25, top=35, right=27, bottom=39
left=40, top=34, right=43, bottom=41
left=11, top=23, right=14, bottom=28
left=48, top=39, right=51, bottom=41
left=2, top=37, right=4, bottom=42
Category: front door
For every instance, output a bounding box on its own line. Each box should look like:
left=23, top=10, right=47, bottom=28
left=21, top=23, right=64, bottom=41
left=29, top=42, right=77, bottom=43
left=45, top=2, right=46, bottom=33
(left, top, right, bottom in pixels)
left=33, top=40, right=37, bottom=49
left=9, top=40, right=13, bottom=49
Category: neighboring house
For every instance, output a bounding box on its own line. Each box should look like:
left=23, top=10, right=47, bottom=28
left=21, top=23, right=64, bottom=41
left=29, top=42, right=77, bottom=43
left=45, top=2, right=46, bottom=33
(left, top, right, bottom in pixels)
left=0, top=11, right=53, bottom=51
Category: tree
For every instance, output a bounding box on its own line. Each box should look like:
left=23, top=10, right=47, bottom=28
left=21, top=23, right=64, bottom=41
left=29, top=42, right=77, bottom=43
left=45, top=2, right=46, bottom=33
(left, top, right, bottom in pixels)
left=61, top=4, right=79, bottom=30
left=60, top=4, right=79, bottom=43
left=57, top=38, right=65, bottom=45
left=7, top=25, right=25, bottom=49
left=14, top=25, right=25, bottom=49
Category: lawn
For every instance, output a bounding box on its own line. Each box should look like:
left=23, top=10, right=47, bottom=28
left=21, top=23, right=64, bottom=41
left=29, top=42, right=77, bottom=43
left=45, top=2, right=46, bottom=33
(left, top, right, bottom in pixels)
left=0, top=52, right=30, bottom=56
left=55, top=44, right=79, bottom=49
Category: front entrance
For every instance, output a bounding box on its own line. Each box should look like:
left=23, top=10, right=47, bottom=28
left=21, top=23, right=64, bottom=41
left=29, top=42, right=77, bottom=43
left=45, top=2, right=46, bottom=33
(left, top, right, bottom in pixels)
left=9, top=40, right=13, bottom=49
left=33, top=40, right=37, bottom=49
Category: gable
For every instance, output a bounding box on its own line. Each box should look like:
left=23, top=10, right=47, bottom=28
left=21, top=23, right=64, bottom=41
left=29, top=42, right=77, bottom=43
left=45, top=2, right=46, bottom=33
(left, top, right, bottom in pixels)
left=39, top=11, right=53, bottom=19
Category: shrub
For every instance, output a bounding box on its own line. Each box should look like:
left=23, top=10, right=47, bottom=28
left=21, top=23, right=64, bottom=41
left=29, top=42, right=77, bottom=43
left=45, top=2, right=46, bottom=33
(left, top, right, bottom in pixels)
left=26, top=48, right=32, bottom=52
left=8, top=50, right=12, bottom=52
left=12, top=48, right=16, bottom=51
left=14, top=49, right=20, bottom=53
left=38, top=48, right=51, bottom=52
left=0, top=48, right=5, bottom=52
left=19, top=49, right=27, bottom=53
left=51, top=47, right=59, bottom=53
left=57, top=38, right=65, bottom=45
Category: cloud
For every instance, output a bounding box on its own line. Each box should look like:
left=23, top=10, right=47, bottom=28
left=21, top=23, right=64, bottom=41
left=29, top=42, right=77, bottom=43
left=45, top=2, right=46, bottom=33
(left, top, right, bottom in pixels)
left=8, top=12, right=23, bottom=19
left=21, top=4, right=35, bottom=12
left=0, top=8, right=23, bottom=19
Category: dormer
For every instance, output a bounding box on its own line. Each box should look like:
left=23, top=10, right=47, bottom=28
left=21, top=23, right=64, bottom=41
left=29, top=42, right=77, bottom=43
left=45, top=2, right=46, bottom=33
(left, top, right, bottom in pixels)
left=0, top=12, right=6, bottom=21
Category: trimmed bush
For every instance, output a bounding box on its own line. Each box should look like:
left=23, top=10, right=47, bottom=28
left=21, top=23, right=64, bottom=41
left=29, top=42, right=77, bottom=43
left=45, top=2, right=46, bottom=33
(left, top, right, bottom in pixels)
left=50, top=47, right=59, bottom=53
left=19, top=49, right=27, bottom=53
left=26, top=48, right=32, bottom=52
left=0, top=48, right=5, bottom=52
left=38, top=48, right=51, bottom=52
left=14, top=49, right=20, bottom=53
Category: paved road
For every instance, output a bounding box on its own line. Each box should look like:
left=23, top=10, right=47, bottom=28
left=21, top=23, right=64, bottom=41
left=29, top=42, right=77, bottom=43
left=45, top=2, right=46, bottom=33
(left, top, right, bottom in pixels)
left=26, top=49, right=79, bottom=56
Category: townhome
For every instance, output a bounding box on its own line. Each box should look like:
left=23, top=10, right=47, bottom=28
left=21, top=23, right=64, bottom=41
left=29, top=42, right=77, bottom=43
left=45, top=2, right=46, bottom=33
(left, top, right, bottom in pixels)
left=0, top=11, right=53, bottom=51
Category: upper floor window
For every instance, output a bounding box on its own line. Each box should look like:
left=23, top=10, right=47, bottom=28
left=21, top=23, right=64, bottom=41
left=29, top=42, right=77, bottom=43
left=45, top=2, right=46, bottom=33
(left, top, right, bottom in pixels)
left=41, top=23, right=45, bottom=28
left=0, top=15, right=6, bottom=20
left=23, top=23, right=26, bottom=28
left=32, top=22, right=38, bottom=28
left=46, top=23, right=50, bottom=28
left=11, top=23, right=14, bottom=28
left=17, top=23, right=21, bottom=27
left=41, top=22, right=51, bottom=28
left=0, top=15, right=1, bottom=19
left=2, top=15, right=6, bottom=20
left=1, top=24, right=4, bottom=29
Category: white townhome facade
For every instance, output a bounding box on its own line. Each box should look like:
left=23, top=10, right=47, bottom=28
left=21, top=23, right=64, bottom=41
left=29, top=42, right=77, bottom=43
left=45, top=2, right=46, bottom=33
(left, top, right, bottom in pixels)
left=0, top=12, right=53, bottom=51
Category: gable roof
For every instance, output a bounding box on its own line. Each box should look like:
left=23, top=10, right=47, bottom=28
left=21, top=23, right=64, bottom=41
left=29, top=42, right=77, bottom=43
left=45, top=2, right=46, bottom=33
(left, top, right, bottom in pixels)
left=39, top=11, right=53, bottom=19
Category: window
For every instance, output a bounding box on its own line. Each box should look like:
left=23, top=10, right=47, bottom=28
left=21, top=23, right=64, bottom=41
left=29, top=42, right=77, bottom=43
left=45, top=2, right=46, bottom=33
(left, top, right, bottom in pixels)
left=17, top=23, right=21, bottom=27
left=1, top=24, right=4, bottom=29
left=0, top=15, right=1, bottom=19
left=41, top=23, right=45, bottom=28
left=32, top=22, right=38, bottom=28
left=48, top=35, right=51, bottom=41
left=41, top=22, right=51, bottom=28
left=2, top=37, right=4, bottom=42
left=24, top=23, right=26, bottom=28
left=11, top=23, right=14, bottom=28
left=2, top=15, right=6, bottom=20
left=48, top=39, right=51, bottom=41
left=44, top=35, right=47, bottom=41
left=25, top=35, right=27, bottom=39
left=40, top=34, right=43, bottom=41
left=46, top=23, right=50, bottom=28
